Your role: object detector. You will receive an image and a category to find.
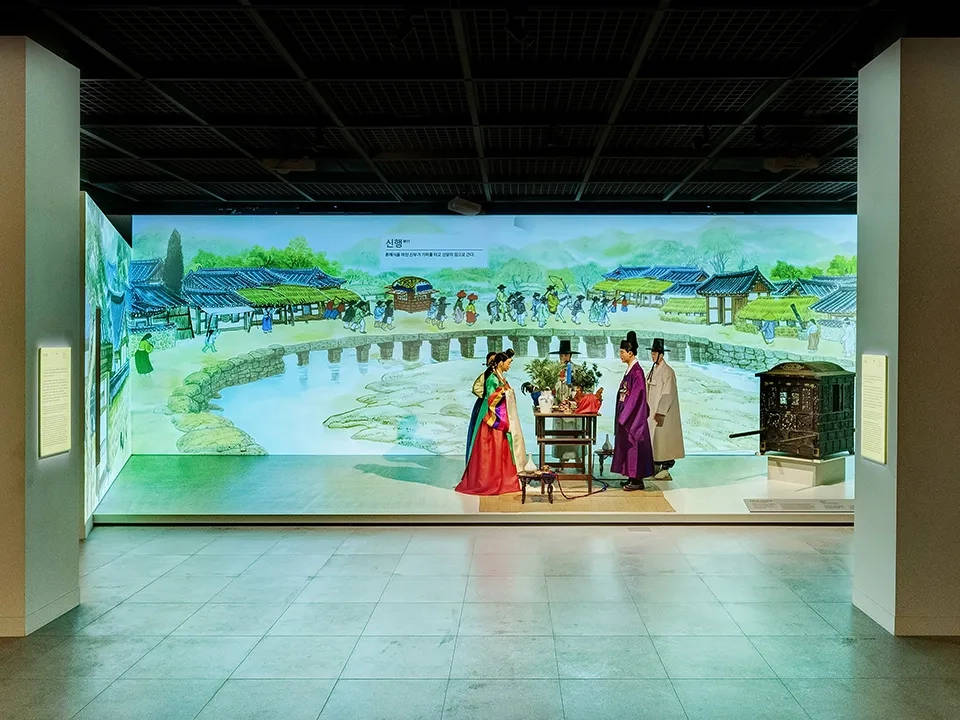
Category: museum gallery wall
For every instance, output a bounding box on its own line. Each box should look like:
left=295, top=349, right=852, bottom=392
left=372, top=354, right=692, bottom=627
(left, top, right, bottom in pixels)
left=127, top=214, right=857, bottom=466
left=83, top=193, right=132, bottom=524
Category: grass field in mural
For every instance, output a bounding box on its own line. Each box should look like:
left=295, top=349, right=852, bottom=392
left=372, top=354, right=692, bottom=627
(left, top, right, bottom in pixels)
left=129, top=214, right=856, bottom=457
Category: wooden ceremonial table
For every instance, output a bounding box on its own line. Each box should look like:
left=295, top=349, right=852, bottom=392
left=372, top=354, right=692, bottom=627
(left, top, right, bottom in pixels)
left=532, top=411, right=599, bottom=493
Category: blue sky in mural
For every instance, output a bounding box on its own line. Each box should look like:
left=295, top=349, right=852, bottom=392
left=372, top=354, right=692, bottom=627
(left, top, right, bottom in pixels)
left=133, top=214, right=856, bottom=274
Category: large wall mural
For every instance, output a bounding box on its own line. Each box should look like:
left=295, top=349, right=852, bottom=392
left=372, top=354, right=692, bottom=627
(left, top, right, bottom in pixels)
left=83, top=193, right=132, bottom=522
left=129, top=214, right=856, bottom=457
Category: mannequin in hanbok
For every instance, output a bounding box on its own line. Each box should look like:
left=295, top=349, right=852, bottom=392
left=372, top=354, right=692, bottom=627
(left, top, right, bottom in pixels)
left=465, top=352, right=498, bottom=464
left=645, top=338, right=685, bottom=481
left=457, top=349, right=526, bottom=496
left=612, top=331, right=654, bottom=491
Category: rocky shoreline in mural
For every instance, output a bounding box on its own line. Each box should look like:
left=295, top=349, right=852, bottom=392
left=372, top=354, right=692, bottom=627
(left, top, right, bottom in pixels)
left=324, top=364, right=475, bottom=456
left=171, top=412, right=265, bottom=455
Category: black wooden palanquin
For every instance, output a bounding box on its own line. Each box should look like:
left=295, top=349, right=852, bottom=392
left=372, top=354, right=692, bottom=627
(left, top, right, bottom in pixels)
left=756, top=361, right=855, bottom=459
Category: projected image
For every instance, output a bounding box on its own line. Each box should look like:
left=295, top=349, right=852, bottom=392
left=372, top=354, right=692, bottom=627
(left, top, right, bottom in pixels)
left=130, top=214, right=856, bottom=459
left=83, top=194, right=132, bottom=522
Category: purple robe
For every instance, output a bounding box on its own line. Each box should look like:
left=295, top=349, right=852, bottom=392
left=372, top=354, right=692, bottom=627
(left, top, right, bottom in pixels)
left=611, top=361, right=655, bottom=481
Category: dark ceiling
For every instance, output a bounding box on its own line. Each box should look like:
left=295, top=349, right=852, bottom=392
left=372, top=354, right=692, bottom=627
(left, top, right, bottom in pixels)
left=3, top=1, right=947, bottom=215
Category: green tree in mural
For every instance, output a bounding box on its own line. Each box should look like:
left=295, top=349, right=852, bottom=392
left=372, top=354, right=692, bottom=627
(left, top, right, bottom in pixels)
left=653, top=239, right=692, bottom=266
left=698, top=226, right=743, bottom=274
left=187, top=237, right=344, bottom=275
left=163, top=229, right=184, bottom=293
left=825, top=254, right=857, bottom=275
left=769, top=260, right=824, bottom=281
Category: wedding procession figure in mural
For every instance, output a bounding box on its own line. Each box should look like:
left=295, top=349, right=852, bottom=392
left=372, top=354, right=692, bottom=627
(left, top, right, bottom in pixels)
left=496, top=284, right=509, bottom=321
left=513, top=292, right=527, bottom=327
left=486, top=298, right=500, bottom=323
left=646, top=338, right=685, bottom=481
left=435, top=296, right=448, bottom=329
left=570, top=295, right=585, bottom=324
left=383, top=299, right=395, bottom=329
left=465, top=293, right=478, bottom=325
left=534, top=292, right=549, bottom=328
left=612, top=331, right=655, bottom=491
left=457, top=349, right=525, bottom=496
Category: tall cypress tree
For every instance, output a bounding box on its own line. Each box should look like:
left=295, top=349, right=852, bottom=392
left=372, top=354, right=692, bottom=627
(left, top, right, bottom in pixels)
left=163, top=229, right=184, bottom=293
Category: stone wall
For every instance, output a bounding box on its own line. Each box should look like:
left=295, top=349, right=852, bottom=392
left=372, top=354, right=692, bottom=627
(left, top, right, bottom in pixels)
left=166, top=345, right=286, bottom=454
left=694, top=339, right=854, bottom=372
left=168, top=345, right=286, bottom=415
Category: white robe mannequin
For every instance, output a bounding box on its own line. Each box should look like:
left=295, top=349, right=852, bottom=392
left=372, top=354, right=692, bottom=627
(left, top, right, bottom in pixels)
left=646, top=358, right=686, bottom=463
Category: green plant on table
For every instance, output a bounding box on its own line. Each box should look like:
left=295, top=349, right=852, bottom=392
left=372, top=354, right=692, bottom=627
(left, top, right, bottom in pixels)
left=524, top=357, right=562, bottom=391
left=571, top=362, right=602, bottom=392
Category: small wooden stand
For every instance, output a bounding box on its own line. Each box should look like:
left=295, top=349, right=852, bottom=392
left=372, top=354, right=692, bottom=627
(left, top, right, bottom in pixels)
left=519, top=471, right=556, bottom=504
left=533, top=411, right=599, bottom=493
left=595, top=448, right=615, bottom=477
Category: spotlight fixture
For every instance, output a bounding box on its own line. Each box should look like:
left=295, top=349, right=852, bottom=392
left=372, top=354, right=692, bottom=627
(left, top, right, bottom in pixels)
left=447, top=196, right=482, bottom=216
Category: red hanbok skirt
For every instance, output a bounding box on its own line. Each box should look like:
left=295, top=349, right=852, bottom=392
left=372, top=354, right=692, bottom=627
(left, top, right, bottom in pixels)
left=456, top=424, right=519, bottom=495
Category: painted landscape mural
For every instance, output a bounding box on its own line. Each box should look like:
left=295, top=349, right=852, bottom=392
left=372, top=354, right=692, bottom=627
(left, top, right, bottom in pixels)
left=83, top=193, right=132, bottom=523
left=129, top=214, right=857, bottom=457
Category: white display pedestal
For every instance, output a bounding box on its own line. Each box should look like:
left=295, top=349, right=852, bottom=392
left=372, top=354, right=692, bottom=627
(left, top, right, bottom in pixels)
left=766, top=455, right=846, bottom=487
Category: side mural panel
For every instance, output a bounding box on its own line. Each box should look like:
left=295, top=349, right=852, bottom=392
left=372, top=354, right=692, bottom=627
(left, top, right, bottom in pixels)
left=130, top=214, right=856, bottom=458
left=83, top=194, right=131, bottom=521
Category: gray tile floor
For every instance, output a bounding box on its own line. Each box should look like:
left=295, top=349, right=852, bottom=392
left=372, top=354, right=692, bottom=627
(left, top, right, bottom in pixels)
left=2, top=525, right=959, bottom=719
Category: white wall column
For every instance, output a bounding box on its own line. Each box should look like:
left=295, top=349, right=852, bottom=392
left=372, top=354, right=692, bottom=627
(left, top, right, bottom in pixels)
left=0, top=37, right=82, bottom=636
left=855, top=38, right=960, bottom=636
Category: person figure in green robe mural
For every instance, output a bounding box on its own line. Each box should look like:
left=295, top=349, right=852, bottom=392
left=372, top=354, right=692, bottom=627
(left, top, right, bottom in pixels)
left=134, top=333, right=154, bottom=374
left=496, top=284, right=509, bottom=320
left=545, top=285, right=560, bottom=316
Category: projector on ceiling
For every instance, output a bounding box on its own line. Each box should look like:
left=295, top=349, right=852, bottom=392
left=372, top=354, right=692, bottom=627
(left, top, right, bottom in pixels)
left=260, top=157, right=317, bottom=174
left=447, top=196, right=482, bottom=216
left=763, top=156, right=820, bottom=173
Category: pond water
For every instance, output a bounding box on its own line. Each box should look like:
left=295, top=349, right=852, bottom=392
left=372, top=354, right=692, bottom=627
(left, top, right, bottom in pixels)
left=216, top=336, right=760, bottom=456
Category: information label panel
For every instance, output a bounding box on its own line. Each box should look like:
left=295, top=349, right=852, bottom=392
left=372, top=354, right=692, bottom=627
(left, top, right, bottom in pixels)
left=39, top=346, right=71, bottom=458
left=860, top=353, right=888, bottom=464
